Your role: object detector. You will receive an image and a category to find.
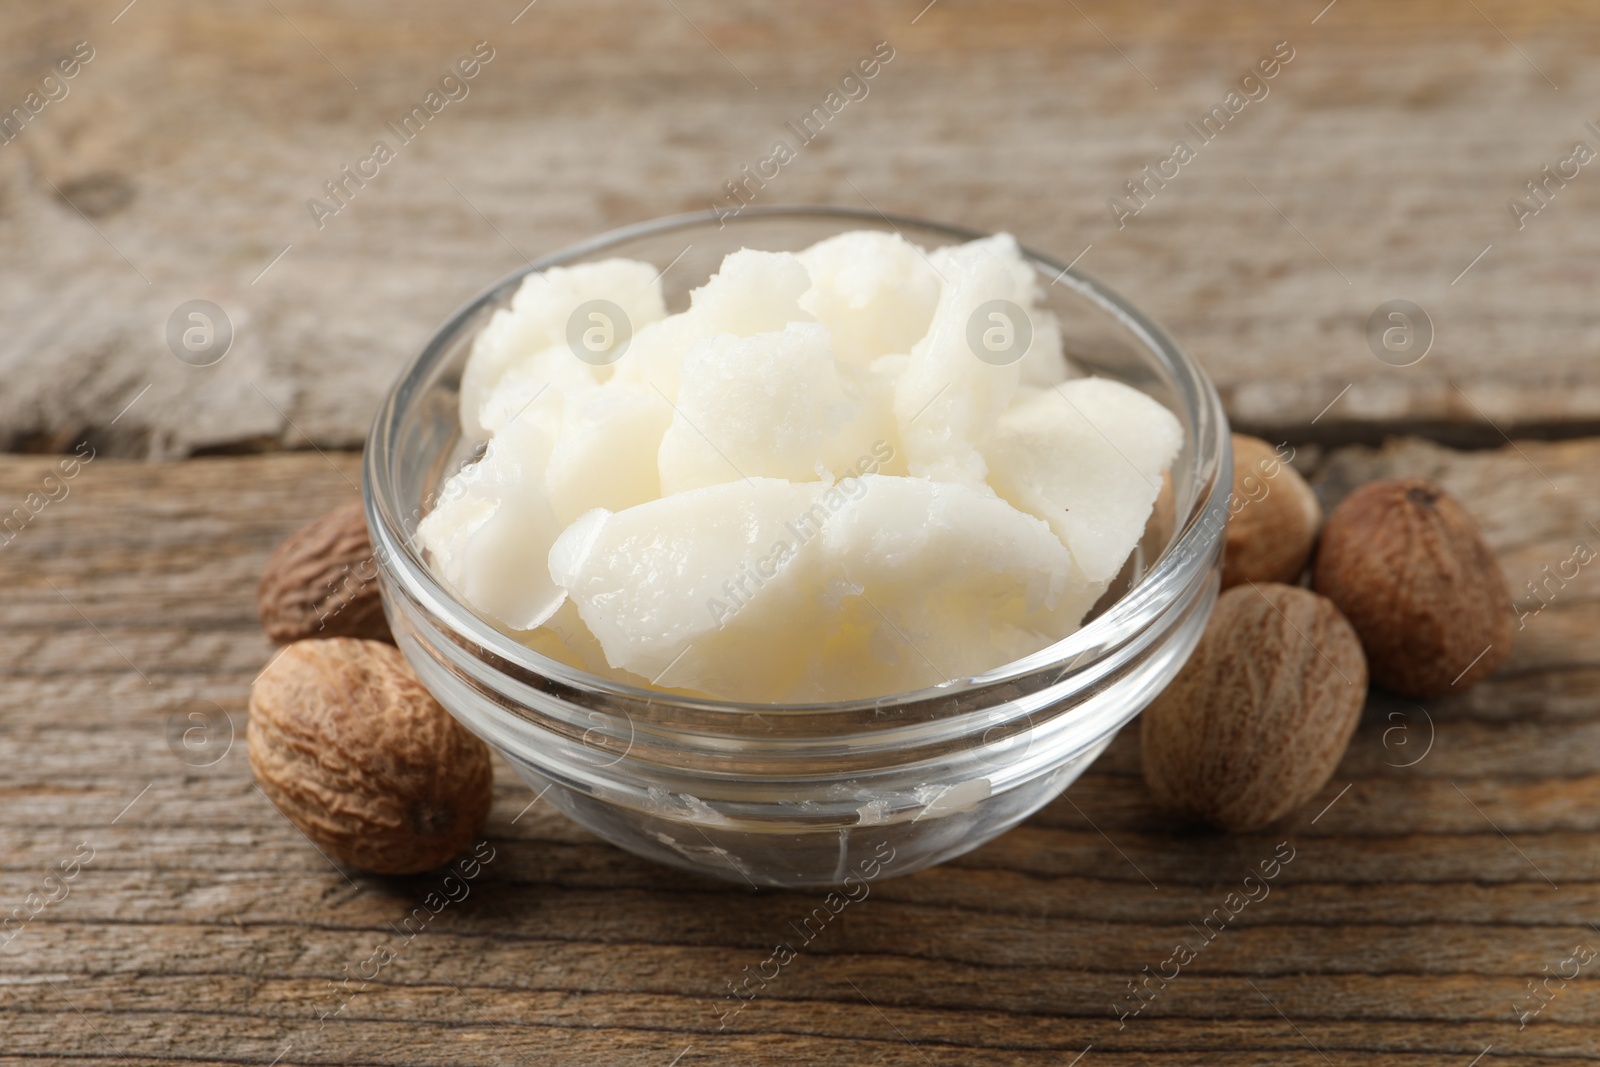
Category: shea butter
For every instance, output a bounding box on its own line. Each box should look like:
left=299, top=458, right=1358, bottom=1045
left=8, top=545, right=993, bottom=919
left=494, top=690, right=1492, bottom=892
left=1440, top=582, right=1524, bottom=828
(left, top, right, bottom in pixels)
left=419, top=230, right=1181, bottom=702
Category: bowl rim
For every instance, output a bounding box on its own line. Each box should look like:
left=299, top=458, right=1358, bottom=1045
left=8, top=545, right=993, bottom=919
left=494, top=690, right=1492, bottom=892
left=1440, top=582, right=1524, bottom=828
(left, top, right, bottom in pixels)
left=364, top=204, right=1230, bottom=715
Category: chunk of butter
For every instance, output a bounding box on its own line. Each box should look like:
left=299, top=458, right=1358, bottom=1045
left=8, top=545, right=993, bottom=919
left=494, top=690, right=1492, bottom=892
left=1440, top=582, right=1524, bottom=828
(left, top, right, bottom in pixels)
left=418, top=230, right=1181, bottom=702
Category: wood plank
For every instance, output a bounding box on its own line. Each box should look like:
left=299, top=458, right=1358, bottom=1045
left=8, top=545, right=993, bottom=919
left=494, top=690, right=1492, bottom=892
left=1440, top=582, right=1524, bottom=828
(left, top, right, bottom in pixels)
left=5, top=1, right=1600, bottom=457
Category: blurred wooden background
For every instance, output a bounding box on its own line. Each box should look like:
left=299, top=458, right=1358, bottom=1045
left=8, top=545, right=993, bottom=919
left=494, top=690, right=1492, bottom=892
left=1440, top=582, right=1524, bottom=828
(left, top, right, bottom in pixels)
left=3, top=0, right=1600, bottom=456
left=2, top=1, right=1599, bottom=1064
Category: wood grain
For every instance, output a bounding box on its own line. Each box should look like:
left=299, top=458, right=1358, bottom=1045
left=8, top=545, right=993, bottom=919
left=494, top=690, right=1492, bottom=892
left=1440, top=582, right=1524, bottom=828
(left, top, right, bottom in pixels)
left=0, top=439, right=1596, bottom=1063
left=4, top=1, right=1600, bottom=457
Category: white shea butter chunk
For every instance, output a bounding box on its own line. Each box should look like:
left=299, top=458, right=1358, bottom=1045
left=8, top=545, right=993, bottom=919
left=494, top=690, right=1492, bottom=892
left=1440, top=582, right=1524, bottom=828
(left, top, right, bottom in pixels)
left=616, top=249, right=813, bottom=401
left=1018, top=307, right=1069, bottom=388
left=687, top=248, right=814, bottom=337
left=983, top=236, right=1068, bottom=390
left=545, top=382, right=673, bottom=524
left=475, top=346, right=599, bottom=439
left=514, top=599, right=655, bottom=688
left=798, top=230, right=942, bottom=366
left=459, top=259, right=667, bottom=440
left=799, top=476, right=1099, bottom=699
left=893, top=234, right=1035, bottom=486
left=418, top=415, right=569, bottom=631
left=658, top=323, right=885, bottom=494
left=984, top=377, right=1183, bottom=584
left=549, top=479, right=831, bottom=699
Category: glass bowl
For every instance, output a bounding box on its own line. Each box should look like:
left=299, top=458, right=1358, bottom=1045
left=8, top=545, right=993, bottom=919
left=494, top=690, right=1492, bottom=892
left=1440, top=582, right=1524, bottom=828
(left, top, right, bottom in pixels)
left=364, top=206, right=1231, bottom=888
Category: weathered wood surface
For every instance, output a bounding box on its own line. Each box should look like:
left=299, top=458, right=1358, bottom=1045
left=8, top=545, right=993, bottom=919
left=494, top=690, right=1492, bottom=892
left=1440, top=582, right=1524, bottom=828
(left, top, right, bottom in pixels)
left=0, top=439, right=1597, bottom=1064
left=4, top=1, right=1600, bottom=457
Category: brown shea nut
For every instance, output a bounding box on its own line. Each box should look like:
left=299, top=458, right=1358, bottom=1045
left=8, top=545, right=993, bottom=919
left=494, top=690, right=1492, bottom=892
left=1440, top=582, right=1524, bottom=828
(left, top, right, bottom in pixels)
left=1141, top=583, right=1367, bottom=832
left=248, top=638, right=492, bottom=874
left=1312, top=478, right=1513, bottom=698
left=258, top=501, right=392, bottom=644
left=1222, top=434, right=1322, bottom=589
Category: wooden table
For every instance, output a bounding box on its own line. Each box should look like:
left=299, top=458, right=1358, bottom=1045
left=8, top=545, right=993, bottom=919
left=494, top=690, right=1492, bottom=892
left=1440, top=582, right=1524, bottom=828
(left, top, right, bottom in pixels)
left=6, top=443, right=1598, bottom=1065
left=4, top=1, right=1600, bottom=1063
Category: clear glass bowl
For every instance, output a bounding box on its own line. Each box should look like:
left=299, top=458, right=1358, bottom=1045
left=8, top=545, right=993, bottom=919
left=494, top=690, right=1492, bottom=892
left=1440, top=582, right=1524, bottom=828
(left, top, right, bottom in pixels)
left=364, top=206, right=1231, bottom=888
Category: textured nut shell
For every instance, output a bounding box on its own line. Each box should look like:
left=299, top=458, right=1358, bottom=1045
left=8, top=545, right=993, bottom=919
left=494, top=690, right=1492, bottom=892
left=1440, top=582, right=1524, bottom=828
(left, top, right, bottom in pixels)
left=248, top=638, right=492, bottom=874
left=1312, top=478, right=1513, bottom=698
left=1222, top=435, right=1323, bottom=589
left=1141, top=583, right=1367, bottom=832
left=258, top=501, right=392, bottom=644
